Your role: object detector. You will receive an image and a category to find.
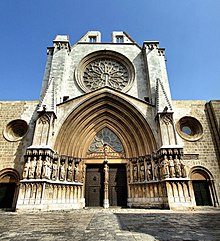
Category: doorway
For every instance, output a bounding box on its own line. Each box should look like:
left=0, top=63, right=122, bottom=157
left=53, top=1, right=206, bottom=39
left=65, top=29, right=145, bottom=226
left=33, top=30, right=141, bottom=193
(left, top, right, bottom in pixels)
left=109, top=165, right=127, bottom=207
left=0, top=183, right=16, bottom=209
left=85, top=165, right=104, bottom=207
left=85, top=164, right=127, bottom=207
left=192, top=180, right=212, bottom=206
left=0, top=169, right=19, bottom=210
left=191, top=169, right=213, bottom=206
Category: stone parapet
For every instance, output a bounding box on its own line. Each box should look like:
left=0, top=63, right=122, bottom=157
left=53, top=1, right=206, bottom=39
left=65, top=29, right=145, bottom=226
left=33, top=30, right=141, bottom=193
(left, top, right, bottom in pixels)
left=17, top=180, right=84, bottom=210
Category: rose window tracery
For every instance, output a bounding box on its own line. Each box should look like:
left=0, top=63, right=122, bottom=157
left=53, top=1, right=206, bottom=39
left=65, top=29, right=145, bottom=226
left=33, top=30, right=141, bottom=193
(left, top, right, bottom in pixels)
left=88, top=128, right=124, bottom=153
left=83, top=59, right=129, bottom=91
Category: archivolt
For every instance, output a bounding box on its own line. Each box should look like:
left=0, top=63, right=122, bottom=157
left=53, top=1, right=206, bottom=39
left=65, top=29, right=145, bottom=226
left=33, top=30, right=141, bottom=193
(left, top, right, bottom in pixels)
left=0, top=168, right=20, bottom=183
left=54, top=91, right=157, bottom=157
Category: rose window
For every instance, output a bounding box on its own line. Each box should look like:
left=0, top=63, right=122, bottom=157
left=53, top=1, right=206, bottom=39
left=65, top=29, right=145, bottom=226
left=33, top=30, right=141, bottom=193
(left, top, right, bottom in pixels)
left=83, top=58, right=129, bottom=91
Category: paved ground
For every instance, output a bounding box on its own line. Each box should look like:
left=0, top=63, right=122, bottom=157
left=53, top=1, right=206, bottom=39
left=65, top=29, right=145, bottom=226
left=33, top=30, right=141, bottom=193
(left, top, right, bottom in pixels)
left=0, top=208, right=219, bottom=241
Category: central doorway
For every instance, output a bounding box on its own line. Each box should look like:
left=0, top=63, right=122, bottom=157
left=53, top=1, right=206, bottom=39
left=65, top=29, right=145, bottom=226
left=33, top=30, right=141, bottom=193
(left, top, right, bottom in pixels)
left=85, top=164, right=127, bottom=207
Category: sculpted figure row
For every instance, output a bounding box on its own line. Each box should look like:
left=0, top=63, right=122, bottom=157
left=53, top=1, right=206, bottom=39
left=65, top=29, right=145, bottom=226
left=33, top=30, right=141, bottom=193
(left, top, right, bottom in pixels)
left=23, top=156, right=81, bottom=182
left=129, top=154, right=187, bottom=183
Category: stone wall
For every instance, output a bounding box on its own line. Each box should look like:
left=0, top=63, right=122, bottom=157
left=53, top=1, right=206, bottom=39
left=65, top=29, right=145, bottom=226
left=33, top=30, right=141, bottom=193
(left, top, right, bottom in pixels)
left=172, top=100, right=220, bottom=199
left=0, top=101, right=38, bottom=176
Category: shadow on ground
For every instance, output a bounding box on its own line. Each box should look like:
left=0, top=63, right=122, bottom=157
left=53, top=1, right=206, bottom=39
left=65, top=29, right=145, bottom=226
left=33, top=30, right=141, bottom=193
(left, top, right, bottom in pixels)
left=114, top=212, right=220, bottom=241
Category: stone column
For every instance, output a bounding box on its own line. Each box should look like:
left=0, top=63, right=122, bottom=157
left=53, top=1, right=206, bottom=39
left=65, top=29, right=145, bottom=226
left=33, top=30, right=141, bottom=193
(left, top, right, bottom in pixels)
left=103, top=162, right=109, bottom=208
left=103, top=144, right=109, bottom=208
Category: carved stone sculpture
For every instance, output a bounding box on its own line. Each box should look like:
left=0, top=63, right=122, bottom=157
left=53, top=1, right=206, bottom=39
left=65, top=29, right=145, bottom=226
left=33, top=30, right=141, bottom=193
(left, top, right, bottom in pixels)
left=29, top=157, right=37, bottom=179
left=23, top=157, right=30, bottom=179
left=35, top=156, right=43, bottom=179
left=104, top=163, right=109, bottom=183
left=174, top=155, right=181, bottom=178
left=42, top=157, right=51, bottom=179
left=161, top=155, right=169, bottom=179
left=147, top=162, right=153, bottom=181
left=67, top=162, right=73, bottom=181
left=60, top=161, right=66, bottom=181
left=154, top=162, right=160, bottom=180
left=133, top=164, right=138, bottom=182
left=127, top=163, right=131, bottom=183
left=52, top=160, right=58, bottom=180
left=140, top=164, right=145, bottom=181
left=180, top=159, right=187, bottom=178
left=74, top=163, right=79, bottom=182
left=168, top=156, right=175, bottom=178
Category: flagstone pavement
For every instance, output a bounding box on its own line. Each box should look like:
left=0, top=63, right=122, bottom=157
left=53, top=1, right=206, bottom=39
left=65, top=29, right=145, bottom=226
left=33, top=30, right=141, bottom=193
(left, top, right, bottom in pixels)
left=0, top=208, right=219, bottom=241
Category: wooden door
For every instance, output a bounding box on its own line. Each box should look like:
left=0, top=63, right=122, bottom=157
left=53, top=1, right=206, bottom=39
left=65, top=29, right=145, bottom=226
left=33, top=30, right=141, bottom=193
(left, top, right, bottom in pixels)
left=193, top=181, right=212, bottom=206
left=85, top=165, right=104, bottom=207
left=109, top=165, right=127, bottom=207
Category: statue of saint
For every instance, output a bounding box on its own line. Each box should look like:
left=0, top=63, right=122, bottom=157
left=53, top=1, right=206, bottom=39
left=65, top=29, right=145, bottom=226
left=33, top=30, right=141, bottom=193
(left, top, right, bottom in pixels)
left=127, top=163, right=131, bottom=183
left=133, top=165, right=137, bottom=182
left=74, top=163, right=79, bottom=182
left=180, top=159, right=187, bottom=177
left=52, top=160, right=58, bottom=180
left=140, top=164, right=145, bottom=181
left=42, top=157, right=51, bottom=179
left=161, top=155, right=169, bottom=179
left=60, top=161, right=66, bottom=181
left=35, top=156, right=43, bottom=179
left=174, top=155, right=181, bottom=178
left=154, top=162, right=159, bottom=180
left=67, top=162, right=73, bottom=181
left=168, top=156, right=175, bottom=178
left=147, top=162, right=153, bottom=181
left=29, top=157, right=37, bottom=179
left=104, top=164, right=109, bottom=183
left=23, top=157, right=30, bottom=179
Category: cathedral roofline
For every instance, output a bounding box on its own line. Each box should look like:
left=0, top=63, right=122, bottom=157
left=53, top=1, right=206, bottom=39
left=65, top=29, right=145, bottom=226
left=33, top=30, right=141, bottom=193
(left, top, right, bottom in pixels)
left=56, top=86, right=155, bottom=108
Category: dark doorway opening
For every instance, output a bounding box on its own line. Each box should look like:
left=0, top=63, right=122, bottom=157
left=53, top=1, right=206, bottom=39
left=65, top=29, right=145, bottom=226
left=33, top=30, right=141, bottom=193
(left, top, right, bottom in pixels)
left=0, top=183, right=16, bottom=209
left=193, top=180, right=212, bottom=206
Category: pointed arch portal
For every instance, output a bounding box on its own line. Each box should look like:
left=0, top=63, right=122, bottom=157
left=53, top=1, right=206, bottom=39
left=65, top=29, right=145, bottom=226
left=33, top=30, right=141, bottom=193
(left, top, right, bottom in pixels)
left=54, top=90, right=157, bottom=159
left=54, top=90, right=157, bottom=207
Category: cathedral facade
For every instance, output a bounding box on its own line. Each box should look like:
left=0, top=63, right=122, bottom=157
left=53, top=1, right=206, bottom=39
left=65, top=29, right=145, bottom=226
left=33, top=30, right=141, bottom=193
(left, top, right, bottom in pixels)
left=0, top=31, right=219, bottom=211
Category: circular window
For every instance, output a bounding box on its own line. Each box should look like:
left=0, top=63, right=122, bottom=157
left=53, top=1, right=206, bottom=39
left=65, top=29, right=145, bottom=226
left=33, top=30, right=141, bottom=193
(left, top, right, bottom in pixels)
left=3, top=119, right=29, bottom=142
left=75, top=50, right=135, bottom=93
left=176, top=116, right=203, bottom=141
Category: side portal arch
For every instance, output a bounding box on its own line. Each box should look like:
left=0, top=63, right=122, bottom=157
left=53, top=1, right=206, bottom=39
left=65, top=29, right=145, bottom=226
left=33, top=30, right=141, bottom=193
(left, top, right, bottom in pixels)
left=190, top=166, right=218, bottom=207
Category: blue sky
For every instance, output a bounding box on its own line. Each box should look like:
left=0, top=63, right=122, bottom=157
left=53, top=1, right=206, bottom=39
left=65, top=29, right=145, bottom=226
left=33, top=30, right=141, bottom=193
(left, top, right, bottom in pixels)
left=0, top=0, right=219, bottom=100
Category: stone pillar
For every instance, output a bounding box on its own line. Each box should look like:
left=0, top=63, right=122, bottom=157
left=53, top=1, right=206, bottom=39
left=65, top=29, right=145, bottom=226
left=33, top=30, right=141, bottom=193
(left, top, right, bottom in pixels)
left=103, top=162, right=109, bottom=208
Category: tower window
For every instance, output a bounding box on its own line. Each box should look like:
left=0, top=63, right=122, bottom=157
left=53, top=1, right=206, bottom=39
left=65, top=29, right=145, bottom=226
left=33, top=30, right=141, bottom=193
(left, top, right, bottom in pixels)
left=89, top=36, right=97, bottom=43
left=116, top=36, right=124, bottom=43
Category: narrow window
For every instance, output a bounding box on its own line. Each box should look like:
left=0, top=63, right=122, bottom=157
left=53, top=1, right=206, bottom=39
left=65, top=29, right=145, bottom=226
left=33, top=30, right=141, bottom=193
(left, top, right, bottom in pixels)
left=116, top=36, right=124, bottom=43
left=89, top=36, right=97, bottom=43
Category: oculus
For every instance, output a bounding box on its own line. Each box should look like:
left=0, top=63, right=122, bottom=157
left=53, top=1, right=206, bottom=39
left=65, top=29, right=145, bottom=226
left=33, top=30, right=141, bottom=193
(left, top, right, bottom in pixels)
left=176, top=116, right=203, bottom=141
left=75, top=50, right=134, bottom=93
left=3, top=119, right=28, bottom=142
